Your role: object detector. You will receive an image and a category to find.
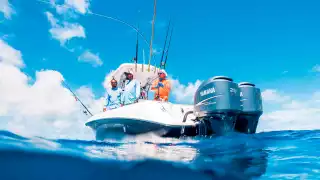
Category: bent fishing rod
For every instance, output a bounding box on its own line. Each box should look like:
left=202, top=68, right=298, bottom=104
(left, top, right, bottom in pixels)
left=62, top=80, right=93, bottom=116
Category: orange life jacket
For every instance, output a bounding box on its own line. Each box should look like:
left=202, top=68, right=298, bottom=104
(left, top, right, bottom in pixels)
left=151, top=79, right=171, bottom=101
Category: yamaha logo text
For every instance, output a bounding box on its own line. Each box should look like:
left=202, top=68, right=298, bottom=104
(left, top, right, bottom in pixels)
left=200, top=87, right=216, bottom=96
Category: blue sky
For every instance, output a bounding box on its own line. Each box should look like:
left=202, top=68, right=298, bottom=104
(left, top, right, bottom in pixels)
left=1, top=0, right=320, bottom=136
left=2, top=0, right=320, bottom=93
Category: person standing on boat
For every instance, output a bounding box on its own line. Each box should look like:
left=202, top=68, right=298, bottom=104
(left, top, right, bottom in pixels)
left=151, top=70, right=171, bottom=102
left=121, top=72, right=141, bottom=105
left=103, top=78, right=122, bottom=111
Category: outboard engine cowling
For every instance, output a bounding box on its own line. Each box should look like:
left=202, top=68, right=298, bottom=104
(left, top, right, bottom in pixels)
left=194, top=76, right=241, bottom=135
left=235, top=82, right=263, bottom=134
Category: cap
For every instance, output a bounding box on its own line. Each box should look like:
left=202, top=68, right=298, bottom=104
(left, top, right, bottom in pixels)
left=158, top=70, right=167, bottom=76
left=110, top=77, right=117, bottom=84
left=124, top=69, right=134, bottom=75
left=110, top=78, right=117, bottom=83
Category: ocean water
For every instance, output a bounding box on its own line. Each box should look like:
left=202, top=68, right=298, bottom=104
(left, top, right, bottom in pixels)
left=0, top=130, right=319, bottom=180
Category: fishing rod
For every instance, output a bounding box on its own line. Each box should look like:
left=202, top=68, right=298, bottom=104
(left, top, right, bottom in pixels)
left=159, top=19, right=171, bottom=69
left=89, top=12, right=150, bottom=47
left=61, top=80, right=93, bottom=116
left=134, top=24, right=139, bottom=72
left=37, top=0, right=165, bottom=72
left=163, top=25, right=174, bottom=69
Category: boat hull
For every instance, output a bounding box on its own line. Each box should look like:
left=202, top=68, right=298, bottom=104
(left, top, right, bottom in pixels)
left=84, top=100, right=260, bottom=140
left=86, top=118, right=198, bottom=140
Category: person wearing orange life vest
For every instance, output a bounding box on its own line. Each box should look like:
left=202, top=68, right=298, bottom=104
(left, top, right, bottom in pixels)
left=151, top=70, right=171, bottom=101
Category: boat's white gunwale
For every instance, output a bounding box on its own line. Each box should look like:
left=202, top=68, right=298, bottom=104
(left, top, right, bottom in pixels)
left=86, top=116, right=197, bottom=128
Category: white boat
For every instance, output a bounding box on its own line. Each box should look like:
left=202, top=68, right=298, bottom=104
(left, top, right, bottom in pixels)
left=84, top=1, right=263, bottom=140
left=85, top=63, right=263, bottom=140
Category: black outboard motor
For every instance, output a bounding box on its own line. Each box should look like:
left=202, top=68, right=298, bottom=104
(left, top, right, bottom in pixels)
left=193, top=76, right=241, bottom=135
left=235, top=82, right=263, bottom=134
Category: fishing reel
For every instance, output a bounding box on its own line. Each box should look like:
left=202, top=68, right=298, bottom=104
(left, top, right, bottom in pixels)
left=155, top=94, right=160, bottom=99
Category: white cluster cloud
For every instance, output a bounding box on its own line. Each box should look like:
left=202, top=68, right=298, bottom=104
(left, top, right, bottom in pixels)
left=170, top=78, right=203, bottom=104
left=1, top=1, right=99, bottom=139
left=64, top=0, right=90, bottom=14
left=45, top=1, right=103, bottom=67
left=0, top=38, right=102, bottom=140
left=261, top=89, right=291, bottom=103
left=258, top=89, right=320, bottom=132
left=0, top=39, right=24, bottom=67
left=45, top=11, right=85, bottom=45
left=51, top=0, right=90, bottom=15
left=0, top=0, right=15, bottom=19
left=78, top=50, right=103, bottom=67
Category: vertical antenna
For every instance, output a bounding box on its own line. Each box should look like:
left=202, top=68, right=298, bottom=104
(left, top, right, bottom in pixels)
left=143, top=49, right=146, bottom=66
left=142, top=48, right=144, bottom=72
left=148, top=0, right=157, bottom=72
